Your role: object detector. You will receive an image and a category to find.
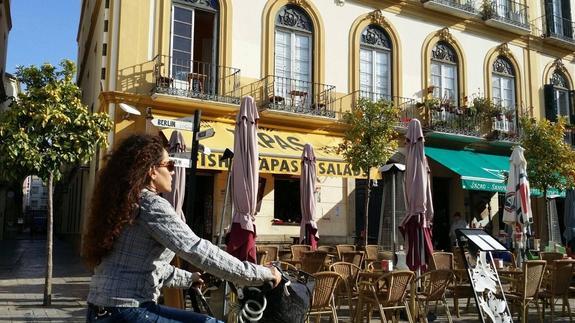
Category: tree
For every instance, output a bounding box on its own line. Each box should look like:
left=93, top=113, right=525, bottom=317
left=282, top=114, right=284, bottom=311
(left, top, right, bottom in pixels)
left=519, top=116, right=575, bottom=244
left=339, top=98, right=400, bottom=247
left=0, top=60, right=112, bottom=305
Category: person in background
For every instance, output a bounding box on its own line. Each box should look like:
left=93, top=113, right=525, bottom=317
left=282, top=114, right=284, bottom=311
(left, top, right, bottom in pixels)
left=82, top=134, right=280, bottom=323
left=450, top=212, right=469, bottom=246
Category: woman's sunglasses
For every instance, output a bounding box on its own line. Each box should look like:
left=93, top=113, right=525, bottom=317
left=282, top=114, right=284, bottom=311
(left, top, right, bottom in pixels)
left=156, top=160, right=176, bottom=172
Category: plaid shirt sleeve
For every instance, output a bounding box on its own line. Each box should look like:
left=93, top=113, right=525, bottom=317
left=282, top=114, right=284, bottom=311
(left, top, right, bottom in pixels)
left=139, top=192, right=275, bottom=287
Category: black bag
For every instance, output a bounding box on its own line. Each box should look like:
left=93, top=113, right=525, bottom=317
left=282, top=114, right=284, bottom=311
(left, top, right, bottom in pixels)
left=259, top=269, right=315, bottom=323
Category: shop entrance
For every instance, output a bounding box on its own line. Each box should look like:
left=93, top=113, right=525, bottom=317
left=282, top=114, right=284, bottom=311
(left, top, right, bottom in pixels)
left=355, top=179, right=383, bottom=245
left=183, top=174, right=214, bottom=240
left=432, top=178, right=451, bottom=251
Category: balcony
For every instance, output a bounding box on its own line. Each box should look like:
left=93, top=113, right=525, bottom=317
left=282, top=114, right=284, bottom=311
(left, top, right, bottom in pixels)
left=418, top=97, right=521, bottom=141
left=151, top=55, right=241, bottom=104
left=239, top=75, right=337, bottom=118
left=482, top=0, right=530, bottom=35
left=332, top=91, right=418, bottom=126
left=532, top=15, right=575, bottom=49
left=422, top=0, right=481, bottom=19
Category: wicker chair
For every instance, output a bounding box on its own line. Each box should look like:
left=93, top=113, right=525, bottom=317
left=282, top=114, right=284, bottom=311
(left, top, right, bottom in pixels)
left=540, top=259, right=575, bottom=321
left=329, top=261, right=361, bottom=316
left=276, top=261, right=298, bottom=272
left=256, top=245, right=279, bottom=263
left=431, top=252, right=454, bottom=270
left=505, top=260, right=546, bottom=323
left=364, top=245, right=380, bottom=263
left=336, top=244, right=356, bottom=260
left=300, top=251, right=328, bottom=274
left=540, top=251, right=564, bottom=262
left=340, top=251, right=365, bottom=268
left=308, top=271, right=341, bottom=323
left=317, top=245, right=337, bottom=254
left=356, top=270, right=415, bottom=323
left=291, top=244, right=312, bottom=264
left=413, top=269, right=455, bottom=323
left=256, top=250, right=268, bottom=265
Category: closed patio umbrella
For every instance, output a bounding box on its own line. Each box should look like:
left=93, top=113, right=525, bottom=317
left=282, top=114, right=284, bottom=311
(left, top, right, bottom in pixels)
left=300, top=143, right=318, bottom=250
left=502, top=146, right=532, bottom=265
left=399, top=119, right=434, bottom=272
left=164, top=130, right=187, bottom=222
left=226, top=96, right=259, bottom=263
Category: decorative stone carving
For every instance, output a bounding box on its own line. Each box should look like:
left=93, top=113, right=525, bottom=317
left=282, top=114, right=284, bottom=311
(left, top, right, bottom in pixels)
left=551, top=70, right=569, bottom=88
left=288, top=0, right=308, bottom=8
left=368, top=10, right=389, bottom=29
left=496, top=43, right=511, bottom=57
left=437, top=27, right=453, bottom=42
left=178, top=0, right=218, bottom=10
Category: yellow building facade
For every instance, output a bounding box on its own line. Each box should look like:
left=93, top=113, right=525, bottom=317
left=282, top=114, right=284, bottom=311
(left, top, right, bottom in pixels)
left=71, top=0, right=575, bottom=249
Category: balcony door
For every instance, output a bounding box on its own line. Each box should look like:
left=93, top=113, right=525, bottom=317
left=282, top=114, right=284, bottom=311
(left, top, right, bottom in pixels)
left=274, top=5, right=313, bottom=108
left=430, top=42, right=458, bottom=106
left=170, top=2, right=218, bottom=92
left=546, top=0, right=573, bottom=38
left=359, top=25, right=391, bottom=101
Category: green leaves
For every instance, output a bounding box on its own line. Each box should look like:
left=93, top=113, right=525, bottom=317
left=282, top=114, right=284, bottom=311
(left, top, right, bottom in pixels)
left=340, top=98, right=400, bottom=175
left=519, top=116, right=575, bottom=192
left=0, top=60, right=112, bottom=183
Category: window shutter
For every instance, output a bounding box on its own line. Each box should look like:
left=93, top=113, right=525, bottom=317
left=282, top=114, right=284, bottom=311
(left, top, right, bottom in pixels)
left=561, top=0, right=573, bottom=38
left=544, top=84, right=558, bottom=122
left=545, top=0, right=555, bottom=35
left=569, top=90, right=575, bottom=125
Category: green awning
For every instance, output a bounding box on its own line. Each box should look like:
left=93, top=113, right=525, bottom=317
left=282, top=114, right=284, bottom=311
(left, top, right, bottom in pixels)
left=425, top=147, right=509, bottom=193
left=425, top=147, right=565, bottom=197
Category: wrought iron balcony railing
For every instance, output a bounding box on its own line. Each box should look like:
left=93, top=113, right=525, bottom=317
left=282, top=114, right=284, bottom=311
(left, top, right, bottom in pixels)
left=422, top=0, right=480, bottom=16
left=332, top=91, right=418, bottom=125
left=419, top=98, right=522, bottom=141
left=532, top=14, right=575, bottom=45
left=238, top=75, right=337, bottom=118
left=151, top=54, right=241, bottom=104
left=483, top=0, right=530, bottom=30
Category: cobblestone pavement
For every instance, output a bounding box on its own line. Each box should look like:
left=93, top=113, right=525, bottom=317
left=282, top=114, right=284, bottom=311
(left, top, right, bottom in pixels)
left=1, top=238, right=574, bottom=322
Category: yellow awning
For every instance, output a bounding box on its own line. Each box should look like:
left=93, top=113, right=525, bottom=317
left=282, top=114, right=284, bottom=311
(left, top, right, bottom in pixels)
left=157, top=118, right=371, bottom=178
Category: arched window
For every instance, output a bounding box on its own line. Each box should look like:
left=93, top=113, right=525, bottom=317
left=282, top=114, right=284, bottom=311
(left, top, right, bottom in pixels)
left=491, top=56, right=516, bottom=110
left=551, top=70, right=571, bottom=122
left=359, top=25, right=392, bottom=100
left=274, top=5, right=313, bottom=106
left=430, top=42, right=458, bottom=105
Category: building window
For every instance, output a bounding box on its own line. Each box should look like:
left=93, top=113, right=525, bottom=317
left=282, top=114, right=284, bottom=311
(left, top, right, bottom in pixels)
left=274, top=5, right=313, bottom=106
left=545, top=0, right=573, bottom=38
left=552, top=71, right=571, bottom=123
left=31, top=186, right=39, bottom=194
left=31, top=200, right=38, bottom=208
left=430, top=41, right=458, bottom=105
left=273, top=178, right=301, bottom=224
left=170, top=2, right=218, bottom=83
left=492, top=56, right=516, bottom=110
left=359, top=24, right=391, bottom=100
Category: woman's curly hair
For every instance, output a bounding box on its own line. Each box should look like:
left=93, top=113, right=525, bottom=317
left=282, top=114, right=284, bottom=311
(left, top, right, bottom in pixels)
left=82, top=134, right=166, bottom=269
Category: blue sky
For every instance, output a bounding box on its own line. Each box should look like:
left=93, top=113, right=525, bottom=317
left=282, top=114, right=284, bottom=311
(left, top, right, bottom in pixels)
left=6, top=0, right=80, bottom=74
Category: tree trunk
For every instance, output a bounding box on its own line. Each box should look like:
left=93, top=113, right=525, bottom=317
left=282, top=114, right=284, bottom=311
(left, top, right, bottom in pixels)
left=364, top=172, right=371, bottom=248
left=43, top=173, right=53, bottom=306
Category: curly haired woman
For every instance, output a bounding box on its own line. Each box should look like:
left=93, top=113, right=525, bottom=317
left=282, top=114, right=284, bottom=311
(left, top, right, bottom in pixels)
left=83, top=134, right=280, bottom=322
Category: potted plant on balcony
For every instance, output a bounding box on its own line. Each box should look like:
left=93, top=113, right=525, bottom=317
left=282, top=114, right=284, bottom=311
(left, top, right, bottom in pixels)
left=481, top=0, right=494, bottom=20
left=504, top=108, right=515, bottom=122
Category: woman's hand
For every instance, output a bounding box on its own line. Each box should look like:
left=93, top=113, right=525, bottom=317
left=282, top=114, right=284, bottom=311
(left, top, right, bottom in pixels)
left=267, top=265, right=282, bottom=288
left=191, top=272, right=204, bottom=287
